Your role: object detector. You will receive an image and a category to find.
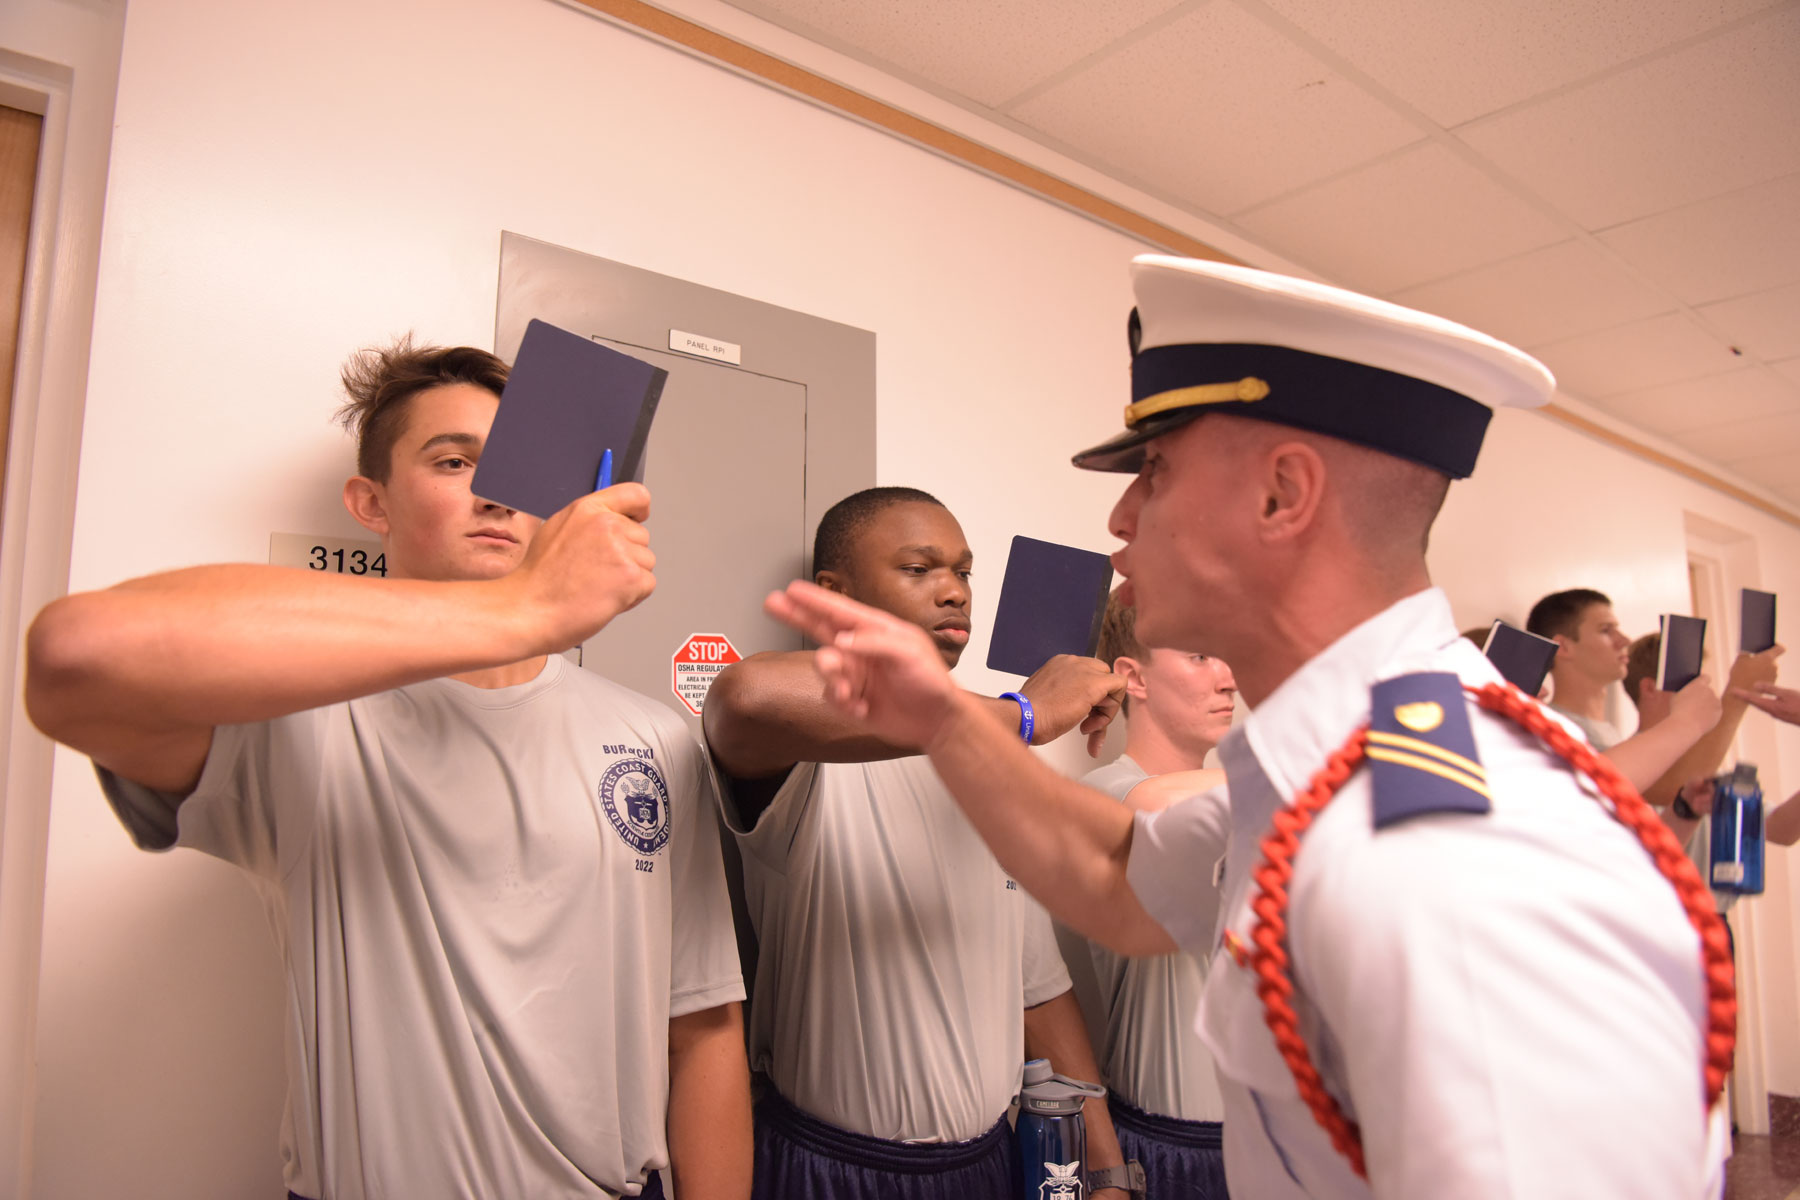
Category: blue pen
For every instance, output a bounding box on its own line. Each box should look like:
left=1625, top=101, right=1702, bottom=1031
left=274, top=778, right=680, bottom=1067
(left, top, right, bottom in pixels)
left=595, top=448, right=613, bottom=491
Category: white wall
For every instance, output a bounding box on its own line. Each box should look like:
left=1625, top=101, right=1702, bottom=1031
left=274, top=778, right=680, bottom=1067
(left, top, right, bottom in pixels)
left=23, top=0, right=1800, bottom=1193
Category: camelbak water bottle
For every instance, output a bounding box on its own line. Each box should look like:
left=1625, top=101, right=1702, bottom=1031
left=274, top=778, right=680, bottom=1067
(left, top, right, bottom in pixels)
left=1710, top=762, right=1765, bottom=896
left=1017, top=1058, right=1106, bottom=1200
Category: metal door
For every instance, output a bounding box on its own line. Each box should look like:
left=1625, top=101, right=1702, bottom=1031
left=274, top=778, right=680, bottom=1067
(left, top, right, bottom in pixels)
left=496, top=233, right=876, bottom=729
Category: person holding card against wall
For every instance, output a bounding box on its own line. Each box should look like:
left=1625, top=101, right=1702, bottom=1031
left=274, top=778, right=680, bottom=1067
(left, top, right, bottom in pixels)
left=1527, top=588, right=1725, bottom=798
left=1078, top=587, right=1233, bottom=1200
left=25, top=339, right=749, bottom=1200
left=762, top=256, right=1731, bottom=1199
left=703, top=487, right=1135, bottom=1200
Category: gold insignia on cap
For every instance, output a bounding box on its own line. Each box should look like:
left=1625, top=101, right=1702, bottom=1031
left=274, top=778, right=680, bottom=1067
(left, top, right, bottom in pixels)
left=1123, top=376, right=1270, bottom=428
left=1394, top=701, right=1444, bottom=733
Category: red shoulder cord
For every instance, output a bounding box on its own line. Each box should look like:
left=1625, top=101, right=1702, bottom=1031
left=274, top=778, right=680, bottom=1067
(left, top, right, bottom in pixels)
left=1246, top=680, right=1737, bottom=1180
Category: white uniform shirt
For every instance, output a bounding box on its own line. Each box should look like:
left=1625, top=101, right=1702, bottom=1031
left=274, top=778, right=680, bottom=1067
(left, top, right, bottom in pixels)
left=100, top=656, right=745, bottom=1200
left=1080, top=756, right=1227, bottom=1121
left=1127, top=588, right=1727, bottom=1199
left=721, top=755, right=1072, bottom=1142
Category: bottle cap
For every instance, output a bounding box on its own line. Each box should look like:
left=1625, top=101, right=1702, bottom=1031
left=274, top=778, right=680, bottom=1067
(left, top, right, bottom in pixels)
left=1018, top=1061, right=1107, bottom=1114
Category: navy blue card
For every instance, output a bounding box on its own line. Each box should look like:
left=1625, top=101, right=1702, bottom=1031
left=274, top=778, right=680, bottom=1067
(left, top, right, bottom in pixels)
left=1742, top=589, right=1777, bottom=654
left=985, top=536, right=1115, bottom=677
left=1482, top=621, right=1559, bottom=695
left=1658, top=614, right=1707, bottom=692
left=471, top=319, right=666, bottom=519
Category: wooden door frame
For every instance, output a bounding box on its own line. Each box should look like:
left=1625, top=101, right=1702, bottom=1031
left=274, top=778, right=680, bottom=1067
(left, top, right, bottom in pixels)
left=0, top=41, right=112, bottom=1196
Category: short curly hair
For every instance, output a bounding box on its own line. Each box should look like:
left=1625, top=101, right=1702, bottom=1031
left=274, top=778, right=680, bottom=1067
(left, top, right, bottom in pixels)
left=1096, top=587, right=1146, bottom=670
left=336, top=336, right=509, bottom=481
left=811, top=487, right=946, bottom=578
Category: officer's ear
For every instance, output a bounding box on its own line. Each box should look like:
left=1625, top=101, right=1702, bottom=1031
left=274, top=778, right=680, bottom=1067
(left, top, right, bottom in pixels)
left=1553, top=634, right=1575, bottom=659
left=815, top=569, right=847, bottom=595
left=1259, top=441, right=1326, bottom=544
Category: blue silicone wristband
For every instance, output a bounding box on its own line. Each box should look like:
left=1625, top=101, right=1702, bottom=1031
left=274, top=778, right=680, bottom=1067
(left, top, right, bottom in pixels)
left=1000, top=691, right=1034, bottom=744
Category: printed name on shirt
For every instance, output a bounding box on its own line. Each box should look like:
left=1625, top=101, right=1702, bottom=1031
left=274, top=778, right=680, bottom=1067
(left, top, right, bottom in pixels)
left=603, top=744, right=656, bottom=760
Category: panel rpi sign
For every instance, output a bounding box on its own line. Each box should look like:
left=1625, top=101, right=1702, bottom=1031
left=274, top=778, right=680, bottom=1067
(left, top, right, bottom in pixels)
left=672, top=633, right=741, bottom=716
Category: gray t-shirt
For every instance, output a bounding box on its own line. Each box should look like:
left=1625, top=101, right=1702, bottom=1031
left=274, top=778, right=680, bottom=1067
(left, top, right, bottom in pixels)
left=98, top=655, right=744, bottom=1200
left=1551, top=706, right=1623, bottom=751
left=1079, top=756, right=1226, bottom=1121
left=721, top=754, right=1072, bottom=1142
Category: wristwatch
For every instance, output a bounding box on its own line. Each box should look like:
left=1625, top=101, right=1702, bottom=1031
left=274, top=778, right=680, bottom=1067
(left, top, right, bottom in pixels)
left=1673, top=790, right=1699, bottom=821
left=1088, top=1161, right=1146, bottom=1198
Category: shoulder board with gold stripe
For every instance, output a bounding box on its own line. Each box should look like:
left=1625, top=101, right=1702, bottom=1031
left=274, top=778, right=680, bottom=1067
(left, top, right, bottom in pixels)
left=1367, top=672, right=1491, bottom=830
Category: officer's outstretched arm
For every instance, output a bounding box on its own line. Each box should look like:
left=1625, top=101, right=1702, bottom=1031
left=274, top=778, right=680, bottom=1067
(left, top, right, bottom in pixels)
left=765, top=581, right=1174, bottom=955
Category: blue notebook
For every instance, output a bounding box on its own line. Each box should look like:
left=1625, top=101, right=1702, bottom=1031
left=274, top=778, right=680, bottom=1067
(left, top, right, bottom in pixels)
left=1741, top=589, right=1776, bottom=654
left=1482, top=621, right=1559, bottom=695
left=1658, top=614, right=1707, bottom=692
left=471, top=319, right=666, bottom=519
left=986, top=535, right=1115, bottom=676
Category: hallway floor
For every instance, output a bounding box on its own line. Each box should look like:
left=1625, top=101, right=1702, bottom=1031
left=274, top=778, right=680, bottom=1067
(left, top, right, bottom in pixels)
left=1726, top=1096, right=1800, bottom=1200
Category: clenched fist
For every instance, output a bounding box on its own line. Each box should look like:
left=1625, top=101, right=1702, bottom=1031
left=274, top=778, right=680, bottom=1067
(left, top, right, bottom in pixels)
left=508, top=482, right=656, bottom=651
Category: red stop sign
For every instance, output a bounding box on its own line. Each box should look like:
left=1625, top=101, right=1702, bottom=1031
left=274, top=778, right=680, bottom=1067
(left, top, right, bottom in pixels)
left=672, top=633, right=741, bottom=716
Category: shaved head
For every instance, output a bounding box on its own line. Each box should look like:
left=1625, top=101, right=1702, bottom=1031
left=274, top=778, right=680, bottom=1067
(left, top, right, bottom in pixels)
left=1315, top=436, right=1451, bottom=565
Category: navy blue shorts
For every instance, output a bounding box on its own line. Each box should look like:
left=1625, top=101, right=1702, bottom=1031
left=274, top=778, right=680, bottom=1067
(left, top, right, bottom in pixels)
left=1108, top=1097, right=1228, bottom=1200
left=752, top=1083, right=1016, bottom=1200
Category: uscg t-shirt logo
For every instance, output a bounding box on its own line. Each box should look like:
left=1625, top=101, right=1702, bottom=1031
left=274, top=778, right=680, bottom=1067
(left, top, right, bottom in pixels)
left=600, top=758, right=670, bottom=854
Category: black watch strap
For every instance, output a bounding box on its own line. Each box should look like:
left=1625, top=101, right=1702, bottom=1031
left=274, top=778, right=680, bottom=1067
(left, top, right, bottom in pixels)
left=1673, top=790, right=1699, bottom=821
left=1088, top=1161, right=1147, bottom=1197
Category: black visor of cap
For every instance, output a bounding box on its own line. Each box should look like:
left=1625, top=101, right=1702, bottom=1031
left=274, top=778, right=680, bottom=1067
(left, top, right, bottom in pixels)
left=1072, top=342, right=1494, bottom=478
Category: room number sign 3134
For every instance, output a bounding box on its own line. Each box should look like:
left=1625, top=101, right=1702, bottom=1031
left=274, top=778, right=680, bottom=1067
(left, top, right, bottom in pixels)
left=268, top=533, right=388, bottom=577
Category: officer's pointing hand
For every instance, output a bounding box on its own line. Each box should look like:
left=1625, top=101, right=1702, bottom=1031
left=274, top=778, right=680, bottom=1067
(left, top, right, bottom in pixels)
left=766, top=580, right=961, bottom=749
left=1733, top=680, right=1800, bottom=726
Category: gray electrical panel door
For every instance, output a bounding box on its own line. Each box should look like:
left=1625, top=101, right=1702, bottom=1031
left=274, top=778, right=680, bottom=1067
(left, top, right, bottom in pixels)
left=496, top=234, right=875, bottom=730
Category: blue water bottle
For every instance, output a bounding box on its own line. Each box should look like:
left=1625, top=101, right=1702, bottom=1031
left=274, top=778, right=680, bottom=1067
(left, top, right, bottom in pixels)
left=1017, top=1058, right=1106, bottom=1200
left=1709, top=763, right=1765, bottom=896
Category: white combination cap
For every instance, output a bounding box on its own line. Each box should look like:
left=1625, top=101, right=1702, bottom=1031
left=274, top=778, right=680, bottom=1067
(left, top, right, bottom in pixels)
left=1072, top=255, right=1556, bottom=478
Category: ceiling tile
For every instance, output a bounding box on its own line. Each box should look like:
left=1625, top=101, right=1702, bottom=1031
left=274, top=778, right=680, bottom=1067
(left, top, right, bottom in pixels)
left=1232, top=142, right=1566, bottom=294
left=1387, top=239, right=1672, bottom=348
left=1696, top=284, right=1800, bottom=367
left=1530, top=313, right=1743, bottom=398
left=1457, top=6, right=1800, bottom=230
left=1585, top=367, right=1800, bottom=437
left=1255, top=0, right=1778, bottom=126
left=1731, top=451, right=1800, bottom=501
left=1671, top=411, right=1800, bottom=465
left=1007, top=0, right=1423, bottom=216
left=1595, top=174, right=1800, bottom=307
left=724, top=0, right=1190, bottom=108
